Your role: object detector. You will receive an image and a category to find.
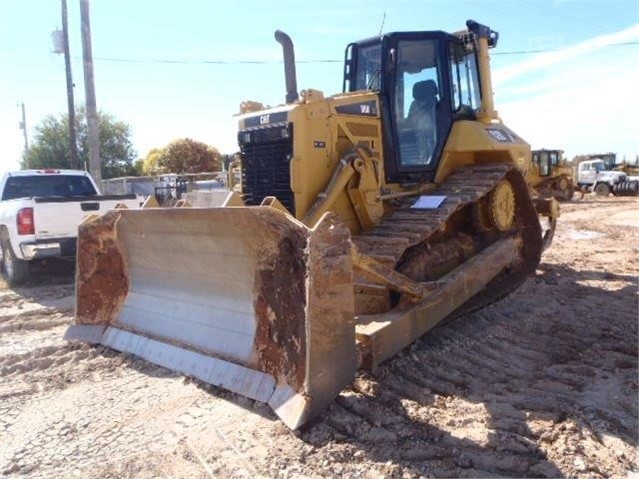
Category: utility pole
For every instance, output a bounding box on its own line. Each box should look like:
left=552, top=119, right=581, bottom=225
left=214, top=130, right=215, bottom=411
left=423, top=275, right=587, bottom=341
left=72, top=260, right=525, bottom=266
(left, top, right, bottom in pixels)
left=61, top=0, right=80, bottom=169
left=80, top=0, right=101, bottom=182
left=18, top=102, right=29, bottom=168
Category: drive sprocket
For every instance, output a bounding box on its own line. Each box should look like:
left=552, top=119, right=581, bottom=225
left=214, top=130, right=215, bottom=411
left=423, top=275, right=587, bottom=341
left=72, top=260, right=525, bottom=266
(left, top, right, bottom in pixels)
left=489, top=180, right=516, bottom=232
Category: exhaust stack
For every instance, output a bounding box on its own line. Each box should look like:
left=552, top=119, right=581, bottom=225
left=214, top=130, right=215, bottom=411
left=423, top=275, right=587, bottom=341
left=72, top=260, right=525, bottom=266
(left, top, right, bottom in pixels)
left=466, top=20, right=499, bottom=123
left=274, top=30, right=299, bottom=104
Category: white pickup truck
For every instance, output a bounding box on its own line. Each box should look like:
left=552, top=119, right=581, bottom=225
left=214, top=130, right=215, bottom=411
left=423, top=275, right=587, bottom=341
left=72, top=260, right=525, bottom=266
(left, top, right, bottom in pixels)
left=0, top=169, right=142, bottom=285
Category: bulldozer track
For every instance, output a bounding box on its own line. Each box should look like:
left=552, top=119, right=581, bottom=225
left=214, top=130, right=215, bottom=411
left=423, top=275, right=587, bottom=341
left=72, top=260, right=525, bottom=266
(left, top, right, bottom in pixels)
left=353, top=163, right=542, bottom=317
left=355, top=164, right=511, bottom=259
left=535, top=174, right=574, bottom=202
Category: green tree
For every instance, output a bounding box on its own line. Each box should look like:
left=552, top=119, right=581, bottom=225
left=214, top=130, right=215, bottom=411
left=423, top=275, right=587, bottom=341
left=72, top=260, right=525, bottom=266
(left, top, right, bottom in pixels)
left=133, top=158, right=145, bottom=175
left=21, top=107, right=138, bottom=179
left=156, top=138, right=221, bottom=174
left=220, top=153, right=239, bottom=171
left=142, top=148, right=162, bottom=175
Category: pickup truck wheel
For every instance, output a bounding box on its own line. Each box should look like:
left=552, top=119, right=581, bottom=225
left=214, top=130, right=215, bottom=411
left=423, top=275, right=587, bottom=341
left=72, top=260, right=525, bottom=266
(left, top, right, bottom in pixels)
left=594, top=183, right=611, bottom=197
left=1, top=241, right=29, bottom=286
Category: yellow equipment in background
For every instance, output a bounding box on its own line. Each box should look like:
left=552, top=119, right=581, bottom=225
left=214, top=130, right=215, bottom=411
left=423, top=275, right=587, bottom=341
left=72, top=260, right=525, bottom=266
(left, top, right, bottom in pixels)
left=529, top=149, right=576, bottom=201
left=66, top=20, right=558, bottom=430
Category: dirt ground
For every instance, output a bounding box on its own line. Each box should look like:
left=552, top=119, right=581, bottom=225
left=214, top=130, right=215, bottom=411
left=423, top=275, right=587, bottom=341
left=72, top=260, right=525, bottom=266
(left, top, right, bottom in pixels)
left=0, top=196, right=637, bottom=479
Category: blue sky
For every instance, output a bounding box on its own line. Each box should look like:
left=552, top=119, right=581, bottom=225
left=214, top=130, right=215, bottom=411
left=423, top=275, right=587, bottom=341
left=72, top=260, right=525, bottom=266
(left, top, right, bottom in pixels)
left=1, top=0, right=638, bottom=175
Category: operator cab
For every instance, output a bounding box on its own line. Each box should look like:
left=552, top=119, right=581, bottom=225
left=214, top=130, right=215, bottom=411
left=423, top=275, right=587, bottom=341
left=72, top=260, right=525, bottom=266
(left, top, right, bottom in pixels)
left=343, top=24, right=493, bottom=183
left=532, top=150, right=563, bottom=177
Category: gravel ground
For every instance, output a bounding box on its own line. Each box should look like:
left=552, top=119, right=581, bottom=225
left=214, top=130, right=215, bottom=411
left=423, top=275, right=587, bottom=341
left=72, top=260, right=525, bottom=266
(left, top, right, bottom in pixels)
left=0, top=196, right=637, bottom=479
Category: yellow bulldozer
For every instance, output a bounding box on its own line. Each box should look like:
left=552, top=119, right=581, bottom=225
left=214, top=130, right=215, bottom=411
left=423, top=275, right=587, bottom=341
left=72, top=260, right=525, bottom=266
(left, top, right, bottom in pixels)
left=530, top=148, right=576, bottom=201
left=66, top=20, right=558, bottom=429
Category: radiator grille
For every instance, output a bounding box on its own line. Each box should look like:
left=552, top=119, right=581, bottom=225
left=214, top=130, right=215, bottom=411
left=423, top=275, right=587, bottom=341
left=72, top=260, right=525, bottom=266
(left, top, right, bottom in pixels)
left=238, top=123, right=295, bottom=214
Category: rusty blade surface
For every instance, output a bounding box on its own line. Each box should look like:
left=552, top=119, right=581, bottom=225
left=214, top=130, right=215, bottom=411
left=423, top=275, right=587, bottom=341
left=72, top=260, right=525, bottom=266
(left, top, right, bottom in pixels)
left=68, top=207, right=356, bottom=429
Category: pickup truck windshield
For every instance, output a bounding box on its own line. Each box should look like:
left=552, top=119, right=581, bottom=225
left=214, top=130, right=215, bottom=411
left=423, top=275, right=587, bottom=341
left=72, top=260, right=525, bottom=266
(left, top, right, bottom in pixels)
left=1, top=175, right=98, bottom=201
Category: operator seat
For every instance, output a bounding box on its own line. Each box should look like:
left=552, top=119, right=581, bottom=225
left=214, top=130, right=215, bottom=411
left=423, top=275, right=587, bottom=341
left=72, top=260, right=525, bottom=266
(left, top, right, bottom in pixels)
left=406, top=79, right=438, bottom=164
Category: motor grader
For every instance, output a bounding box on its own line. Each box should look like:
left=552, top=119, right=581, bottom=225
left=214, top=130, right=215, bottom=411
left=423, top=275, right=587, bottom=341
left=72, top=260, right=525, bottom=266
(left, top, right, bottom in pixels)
left=530, top=149, right=576, bottom=201
left=66, top=20, right=558, bottom=430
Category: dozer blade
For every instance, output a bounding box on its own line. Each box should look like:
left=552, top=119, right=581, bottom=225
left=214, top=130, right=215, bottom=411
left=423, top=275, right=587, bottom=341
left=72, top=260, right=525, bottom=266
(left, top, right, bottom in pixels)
left=65, top=207, right=356, bottom=430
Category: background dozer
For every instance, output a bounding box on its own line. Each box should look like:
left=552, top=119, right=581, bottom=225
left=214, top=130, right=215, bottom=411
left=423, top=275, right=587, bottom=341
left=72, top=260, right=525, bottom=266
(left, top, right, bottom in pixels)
left=530, top=148, right=577, bottom=201
left=66, top=20, right=558, bottom=430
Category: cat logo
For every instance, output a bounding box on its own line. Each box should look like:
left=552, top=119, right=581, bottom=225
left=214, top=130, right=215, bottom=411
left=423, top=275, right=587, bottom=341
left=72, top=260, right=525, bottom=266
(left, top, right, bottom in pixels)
left=360, top=104, right=371, bottom=114
left=259, top=114, right=270, bottom=125
left=486, top=128, right=512, bottom=143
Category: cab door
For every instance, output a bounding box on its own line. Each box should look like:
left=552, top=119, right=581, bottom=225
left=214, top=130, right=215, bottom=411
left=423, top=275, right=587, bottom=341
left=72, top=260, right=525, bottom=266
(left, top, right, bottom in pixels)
left=538, top=152, right=551, bottom=177
left=384, top=34, right=454, bottom=182
left=579, top=162, right=596, bottom=185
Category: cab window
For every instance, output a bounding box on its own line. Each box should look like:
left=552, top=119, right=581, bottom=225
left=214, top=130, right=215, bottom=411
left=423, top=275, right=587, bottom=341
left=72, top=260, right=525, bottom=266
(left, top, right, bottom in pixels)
left=1, top=175, right=97, bottom=200
left=538, top=152, right=551, bottom=176
left=394, top=39, right=441, bottom=167
left=449, top=43, right=481, bottom=112
left=354, top=44, right=382, bottom=91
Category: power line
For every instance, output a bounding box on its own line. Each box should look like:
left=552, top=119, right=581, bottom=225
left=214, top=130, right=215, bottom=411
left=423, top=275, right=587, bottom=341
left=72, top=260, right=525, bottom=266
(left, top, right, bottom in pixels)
left=71, top=40, right=639, bottom=65
left=72, top=56, right=342, bottom=64
left=492, top=41, right=639, bottom=56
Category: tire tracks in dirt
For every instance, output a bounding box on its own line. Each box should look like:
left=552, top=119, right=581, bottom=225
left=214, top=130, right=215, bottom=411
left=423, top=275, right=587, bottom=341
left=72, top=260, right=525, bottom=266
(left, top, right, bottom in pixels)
left=0, top=197, right=637, bottom=479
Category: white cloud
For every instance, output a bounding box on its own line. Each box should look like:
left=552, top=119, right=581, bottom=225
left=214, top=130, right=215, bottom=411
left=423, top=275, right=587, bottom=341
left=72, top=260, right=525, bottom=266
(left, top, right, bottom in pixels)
left=494, top=24, right=639, bottom=160
left=494, top=23, right=639, bottom=87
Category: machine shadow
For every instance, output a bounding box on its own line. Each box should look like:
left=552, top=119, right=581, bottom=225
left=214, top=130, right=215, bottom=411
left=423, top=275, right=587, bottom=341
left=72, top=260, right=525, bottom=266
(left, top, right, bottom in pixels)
left=11, top=258, right=75, bottom=288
